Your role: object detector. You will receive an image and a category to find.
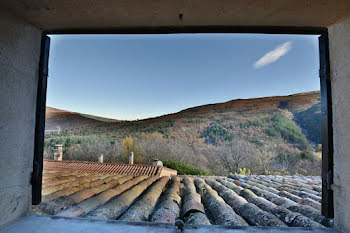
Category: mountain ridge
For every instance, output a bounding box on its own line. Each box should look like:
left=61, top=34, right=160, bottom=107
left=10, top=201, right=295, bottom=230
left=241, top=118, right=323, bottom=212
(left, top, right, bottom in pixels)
left=46, top=90, right=320, bottom=126
left=44, top=91, right=321, bottom=176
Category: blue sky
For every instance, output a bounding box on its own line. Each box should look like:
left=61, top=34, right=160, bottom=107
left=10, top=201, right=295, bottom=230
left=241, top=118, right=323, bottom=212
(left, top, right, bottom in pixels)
left=47, top=33, right=320, bottom=120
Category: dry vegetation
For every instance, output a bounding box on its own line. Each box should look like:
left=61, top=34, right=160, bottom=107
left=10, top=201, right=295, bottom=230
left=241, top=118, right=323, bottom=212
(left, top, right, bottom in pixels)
left=44, top=91, right=321, bottom=176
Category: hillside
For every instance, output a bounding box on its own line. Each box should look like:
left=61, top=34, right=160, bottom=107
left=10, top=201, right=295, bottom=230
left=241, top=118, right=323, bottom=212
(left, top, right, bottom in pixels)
left=46, top=107, right=118, bottom=130
left=44, top=91, right=321, bottom=176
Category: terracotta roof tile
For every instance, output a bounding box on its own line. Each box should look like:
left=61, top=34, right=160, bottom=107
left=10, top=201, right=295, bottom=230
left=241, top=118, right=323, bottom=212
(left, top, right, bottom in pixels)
left=34, top=163, right=332, bottom=229
left=44, top=159, right=162, bottom=176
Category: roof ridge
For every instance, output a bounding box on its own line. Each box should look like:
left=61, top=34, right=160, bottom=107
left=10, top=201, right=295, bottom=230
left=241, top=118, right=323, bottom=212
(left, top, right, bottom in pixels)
left=44, top=159, right=160, bottom=167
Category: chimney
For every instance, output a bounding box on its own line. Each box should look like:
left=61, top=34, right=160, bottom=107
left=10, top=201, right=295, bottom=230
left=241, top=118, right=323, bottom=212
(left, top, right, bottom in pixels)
left=129, top=152, right=134, bottom=164
left=153, top=159, right=163, bottom=167
left=98, top=154, right=103, bottom=163
left=54, top=144, right=63, bottom=161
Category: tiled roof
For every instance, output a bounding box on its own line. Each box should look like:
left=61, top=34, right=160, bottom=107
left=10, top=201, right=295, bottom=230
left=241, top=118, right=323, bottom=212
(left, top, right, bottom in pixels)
left=44, top=159, right=163, bottom=177
left=33, top=168, right=333, bottom=229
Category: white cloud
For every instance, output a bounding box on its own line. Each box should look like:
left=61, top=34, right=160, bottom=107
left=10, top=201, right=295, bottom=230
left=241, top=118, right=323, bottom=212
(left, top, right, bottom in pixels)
left=253, top=41, right=292, bottom=69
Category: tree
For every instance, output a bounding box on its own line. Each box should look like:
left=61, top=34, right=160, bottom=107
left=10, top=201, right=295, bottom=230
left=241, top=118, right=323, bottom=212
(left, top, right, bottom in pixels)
left=122, top=136, right=143, bottom=163
left=216, top=138, right=256, bottom=173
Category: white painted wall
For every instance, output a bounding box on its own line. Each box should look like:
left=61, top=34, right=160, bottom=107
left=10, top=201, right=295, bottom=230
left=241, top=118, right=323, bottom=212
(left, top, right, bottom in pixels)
left=329, top=16, right=350, bottom=233
left=0, top=9, right=42, bottom=226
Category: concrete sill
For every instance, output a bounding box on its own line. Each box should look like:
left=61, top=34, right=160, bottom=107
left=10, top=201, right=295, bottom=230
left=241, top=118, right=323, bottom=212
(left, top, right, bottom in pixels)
left=0, top=215, right=342, bottom=233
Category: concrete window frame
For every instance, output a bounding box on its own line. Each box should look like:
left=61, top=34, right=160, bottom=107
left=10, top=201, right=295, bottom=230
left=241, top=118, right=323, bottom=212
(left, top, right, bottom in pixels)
left=31, top=27, right=334, bottom=218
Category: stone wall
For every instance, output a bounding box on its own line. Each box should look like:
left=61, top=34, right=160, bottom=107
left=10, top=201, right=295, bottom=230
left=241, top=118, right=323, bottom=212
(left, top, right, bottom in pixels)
left=0, top=9, right=42, bottom=226
left=328, top=16, right=350, bottom=233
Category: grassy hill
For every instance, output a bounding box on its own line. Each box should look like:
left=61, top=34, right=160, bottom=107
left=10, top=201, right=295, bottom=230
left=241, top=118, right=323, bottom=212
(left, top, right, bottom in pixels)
left=44, top=91, right=322, bottom=176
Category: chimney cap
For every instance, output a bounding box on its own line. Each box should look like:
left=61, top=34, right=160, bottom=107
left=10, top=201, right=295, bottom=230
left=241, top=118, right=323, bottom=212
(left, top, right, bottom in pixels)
left=153, top=159, right=163, bottom=166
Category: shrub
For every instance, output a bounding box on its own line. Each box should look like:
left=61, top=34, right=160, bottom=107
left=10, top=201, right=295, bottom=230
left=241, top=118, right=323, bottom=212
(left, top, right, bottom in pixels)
left=265, top=113, right=309, bottom=149
left=240, top=120, right=265, bottom=128
left=163, top=160, right=209, bottom=176
left=202, top=124, right=232, bottom=144
left=234, top=167, right=251, bottom=175
left=294, top=103, right=321, bottom=144
left=144, top=122, right=172, bottom=138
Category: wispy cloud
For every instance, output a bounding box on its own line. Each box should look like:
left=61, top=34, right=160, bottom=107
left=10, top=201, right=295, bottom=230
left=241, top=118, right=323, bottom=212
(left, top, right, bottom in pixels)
left=253, top=41, right=292, bottom=69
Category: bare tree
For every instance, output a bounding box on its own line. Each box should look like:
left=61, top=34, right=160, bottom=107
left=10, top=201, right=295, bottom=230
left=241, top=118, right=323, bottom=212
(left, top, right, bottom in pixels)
left=216, top=138, right=256, bottom=173
left=65, top=139, right=124, bottom=163
left=138, top=136, right=195, bottom=163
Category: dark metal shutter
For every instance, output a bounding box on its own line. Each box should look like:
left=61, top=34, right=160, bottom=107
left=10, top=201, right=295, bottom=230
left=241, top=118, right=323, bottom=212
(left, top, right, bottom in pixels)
left=319, top=33, right=334, bottom=218
left=31, top=35, right=50, bottom=205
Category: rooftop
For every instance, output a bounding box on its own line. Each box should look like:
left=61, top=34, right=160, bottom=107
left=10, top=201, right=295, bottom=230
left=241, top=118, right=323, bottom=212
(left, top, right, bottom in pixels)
left=31, top=161, right=333, bottom=230
left=43, top=159, right=167, bottom=177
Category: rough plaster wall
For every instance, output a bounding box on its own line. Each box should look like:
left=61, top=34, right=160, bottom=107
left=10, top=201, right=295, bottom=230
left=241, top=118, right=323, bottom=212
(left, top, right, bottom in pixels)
left=328, top=16, right=350, bottom=233
left=0, top=9, right=42, bottom=226
left=2, top=0, right=350, bottom=30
